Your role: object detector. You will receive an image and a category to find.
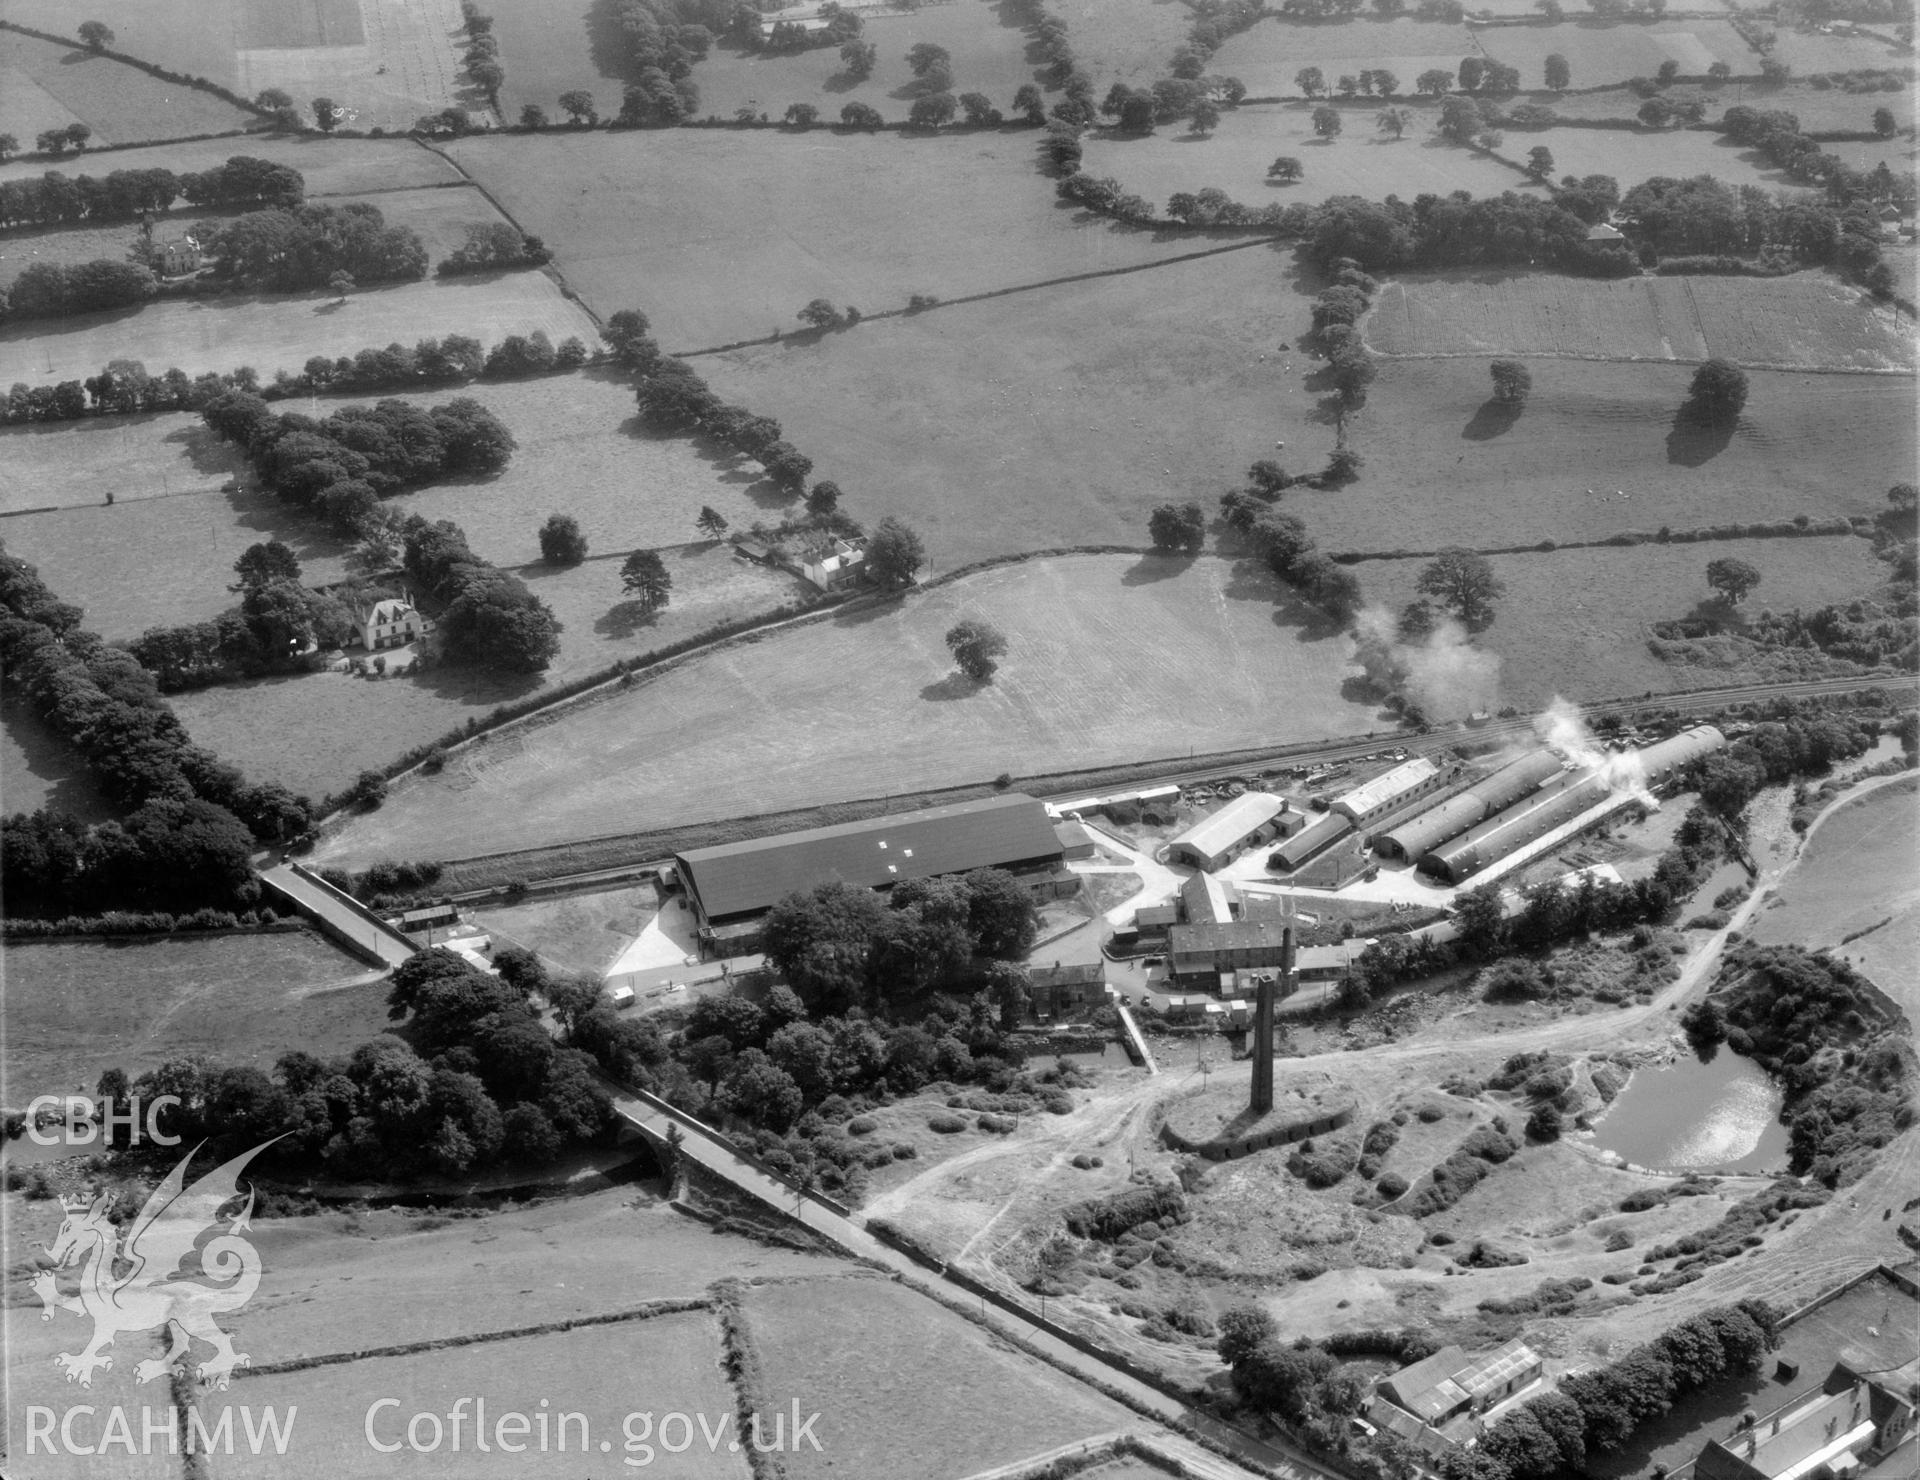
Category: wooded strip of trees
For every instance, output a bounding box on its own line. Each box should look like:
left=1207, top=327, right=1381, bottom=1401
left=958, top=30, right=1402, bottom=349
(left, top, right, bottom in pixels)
left=0, top=155, right=303, bottom=229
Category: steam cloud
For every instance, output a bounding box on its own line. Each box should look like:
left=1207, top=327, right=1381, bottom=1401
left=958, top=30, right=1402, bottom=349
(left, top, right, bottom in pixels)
left=1534, top=695, right=1654, bottom=803
left=1353, top=605, right=1503, bottom=720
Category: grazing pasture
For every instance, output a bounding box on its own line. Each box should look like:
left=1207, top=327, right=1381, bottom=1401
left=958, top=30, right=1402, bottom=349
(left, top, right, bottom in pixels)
left=483, top=0, right=607, bottom=121
left=0, top=57, right=87, bottom=150
left=694, top=1, right=1040, bottom=122
left=371, top=374, right=784, bottom=567
left=444, top=128, right=1247, bottom=347
left=750, top=1275, right=1136, bottom=1480
left=1354, top=535, right=1893, bottom=707
left=0, top=465, right=352, bottom=638
left=1762, top=24, right=1911, bottom=76
left=231, top=1314, right=750, bottom=1478
left=1055, top=0, right=1193, bottom=86
left=1, top=0, right=253, bottom=91
left=0, top=410, right=248, bottom=513
left=0, top=30, right=255, bottom=146
left=1078, top=102, right=1526, bottom=207
left=0, top=131, right=463, bottom=199
left=0, top=270, right=600, bottom=387
left=1293, top=357, right=1916, bottom=555
left=1, top=930, right=379, bottom=1092
left=312, top=552, right=1378, bottom=867
left=1206, top=15, right=1474, bottom=97
left=172, top=544, right=809, bottom=799
left=698, top=245, right=1306, bottom=571
left=1505, top=126, right=1803, bottom=195
left=1365, top=271, right=1916, bottom=371
left=1476, top=20, right=1745, bottom=88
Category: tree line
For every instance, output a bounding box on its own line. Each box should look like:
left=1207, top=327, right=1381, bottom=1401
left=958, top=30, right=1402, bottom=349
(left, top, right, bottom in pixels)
left=0, top=154, right=305, bottom=229
left=0, top=541, right=312, bottom=918
left=458, top=1, right=505, bottom=107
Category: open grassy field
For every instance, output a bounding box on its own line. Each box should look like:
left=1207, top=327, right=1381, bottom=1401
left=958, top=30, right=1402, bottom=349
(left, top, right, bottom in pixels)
left=1352, top=534, right=1891, bottom=706
left=1750, top=774, right=1920, bottom=1014
left=368, top=373, right=790, bottom=566
left=0, top=473, right=353, bottom=638
left=698, top=245, right=1303, bottom=570
left=0, top=696, right=115, bottom=820
left=0, top=131, right=463, bottom=198
left=0, top=29, right=255, bottom=146
left=1477, top=19, right=1745, bottom=86
left=1080, top=103, right=1531, bottom=209
left=749, top=1275, right=1135, bottom=1480
left=695, top=1, right=1042, bottom=123
left=1365, top=270, right=1916, bottom=371
left=1055, top=0, right=1193, bottom=86
left=173, top=542, right=809, bottom=800
left=312, top=552, right=1380, bottom=867
left=1, top=930, right=380, bottom=1093
left=3, top=0, right=472, bottom=134
left=0, top=270, right=600, bottom=387
left=1763, top=22, right=1911, bottom=75
left=443, top=127, right=1256, bottom=348
left=482, top=0, right=606, bottom=121
left=0, top=407, right=250, bottom=514
left=1504, top=125, right=1801, bottom=194
left=1291, top=358, right=1916, bottom=556
left=1207, top=15, right=1475, bottom=97
left=231, top=1314, right=749, bottom=1478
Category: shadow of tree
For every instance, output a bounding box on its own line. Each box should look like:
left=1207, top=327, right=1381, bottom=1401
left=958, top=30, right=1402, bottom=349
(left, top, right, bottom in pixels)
left=921, top=672, right=987, bottom=702
left=1666, top=410, right=1736, bottom=466
left=595, top=599, right=663, bottom=640
left=163, top=422, right=249, bottom=476
left=1462, top=398, right=1522, bottom=441
left=1121, top=552, right=1196, bottom=585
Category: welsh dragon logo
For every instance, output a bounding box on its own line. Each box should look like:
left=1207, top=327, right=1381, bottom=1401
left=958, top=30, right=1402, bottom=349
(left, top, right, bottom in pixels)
left=32, top=1138, right=278, bottom=1390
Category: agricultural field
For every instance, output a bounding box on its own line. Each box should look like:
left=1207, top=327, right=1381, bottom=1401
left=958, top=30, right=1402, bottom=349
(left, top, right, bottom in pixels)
left=443, top=127, right=1245, bottom=348
left=0, top=409, right=249, bottom=514
left=231, top=1314, right=749, bottom=1478
left=698, top=245, right=1303, bottom=571
left=1476, top=19, right=1748, bottom=88
left=1, top=929, right=381, bottom=1093
left=1294, top=358, right=1915, bottom=556
left=312, top=552, right=1381, bottom=867
left=482, top=0, right=606, bottom=122
left=1078, top=102, right=1531, bottom=208
left=174, top=542, right=809, bottom=800
left=1353, top=534, right=1891, bottom=705
left=3, top=0, right=473, bottom=134
left=0, top=471, right=353, bottom=639
left=1206, top=15, right=1475, bottom=98
left=1503, top=125, right=1794, bottom=194
left=368, top=373, right=787, bottom=567
left=1053, top=0, right=1193, bottom=86
left=693, top=1, right=1042, bottom=124
left=1365, top=271, right=1916, bottom=372
left=749, top=1275, right=1136, bottom=1480
left=0, top=132, right=462, bottom=198
left=0, top=270, right=599, bottom=388
left=1818, top=133, right=1920, bottom=177
left=0, top=29, right=255, bottom=147
left=0, top=697, right=113, bottom=820
left=1761, top=22, right=1912, bottom=76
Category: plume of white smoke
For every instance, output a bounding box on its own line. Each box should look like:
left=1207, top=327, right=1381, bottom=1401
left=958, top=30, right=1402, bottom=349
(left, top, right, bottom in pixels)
left=1534, top=695, right=1654, bottom=803
left=1351, top=605, right=1503, bottom=720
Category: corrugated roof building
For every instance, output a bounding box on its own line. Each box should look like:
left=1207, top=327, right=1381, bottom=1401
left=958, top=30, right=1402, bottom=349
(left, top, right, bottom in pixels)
left=676, top=793, right=1064, bottom=928
left=1375, top=1340, right=1543, bottom=1427
left=1376, top=751, right=1564, bottom=860
left=1332, top=757, right=1445, bottom=827
left=1166, top=792, right=1290, bottom=871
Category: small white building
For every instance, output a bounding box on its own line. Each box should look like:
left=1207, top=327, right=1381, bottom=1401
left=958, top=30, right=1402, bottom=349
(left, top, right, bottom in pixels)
left=350, top=594, right=433, bottom=652
left=800, top=537, right=867, bottom=591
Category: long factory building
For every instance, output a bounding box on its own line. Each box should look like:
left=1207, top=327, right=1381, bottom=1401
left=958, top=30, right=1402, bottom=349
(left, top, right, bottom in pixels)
left=1414, top=727, right=1728, bottom=884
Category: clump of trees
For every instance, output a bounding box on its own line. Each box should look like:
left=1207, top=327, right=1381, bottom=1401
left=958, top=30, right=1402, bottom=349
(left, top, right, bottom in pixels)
left=201, top=389, right=517, bottom=534
left=201, top=202, right=427, bottom=292
left=1705, top=555, right=1760, bottom=604
left=1489, top=359, right=1531, bottom=407
left=1148, top=502, right=1206, bottom=553
left=436, top=221, right=551, bottom=277
left=458, top=2, right=505, bottom=105
left=404, top=517, right=562, bottom=672
left=1682, top=357, right=1749, bottom=425
left=0, top=259, right=154, bottom=325
left=764, top=870, right=1039, bottom=1014
left=1417, top=548, right=1506, bottom=631
left=1306, top=191, right=1634, bottom=277
left=539, top=514, right=589, bottom=566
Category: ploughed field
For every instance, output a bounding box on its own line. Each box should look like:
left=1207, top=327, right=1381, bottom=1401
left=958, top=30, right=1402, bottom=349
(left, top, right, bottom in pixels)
left=312, top=552, right=1378, bottom=867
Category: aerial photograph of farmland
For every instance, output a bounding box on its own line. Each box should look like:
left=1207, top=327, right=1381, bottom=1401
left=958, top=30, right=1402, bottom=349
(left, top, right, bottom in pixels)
left=2, top=0, right=1917, bottom=1474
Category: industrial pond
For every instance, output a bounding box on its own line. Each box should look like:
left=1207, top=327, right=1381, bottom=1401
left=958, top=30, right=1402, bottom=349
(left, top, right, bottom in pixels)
left=1588, top=1049, right=1790, bottom=1174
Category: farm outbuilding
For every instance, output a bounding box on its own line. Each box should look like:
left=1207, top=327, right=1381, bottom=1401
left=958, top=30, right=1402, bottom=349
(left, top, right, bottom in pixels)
left=1376, top=1340, right=1544, bottom=1427
left=1267, top=813, right=1355, bottom=874
left=675, top=793, right=1065, bottom=932
left=1375, top=751, right=1565, bottom=861
left=1332, top=757, right=1445, bottom=827
left=1166, top=792, right=1290, bottom=871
